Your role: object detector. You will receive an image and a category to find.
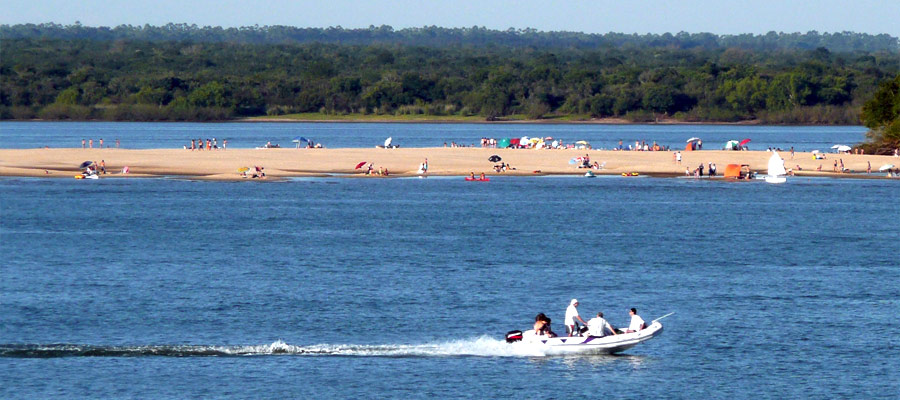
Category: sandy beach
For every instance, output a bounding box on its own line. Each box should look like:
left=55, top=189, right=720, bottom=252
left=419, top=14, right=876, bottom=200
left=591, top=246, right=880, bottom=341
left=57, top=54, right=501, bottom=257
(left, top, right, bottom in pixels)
left=1, top=147, right=896, bottom=180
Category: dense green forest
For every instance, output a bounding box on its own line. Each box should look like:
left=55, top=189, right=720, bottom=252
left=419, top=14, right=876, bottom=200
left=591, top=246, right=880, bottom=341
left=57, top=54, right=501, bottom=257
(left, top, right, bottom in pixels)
left=859, top=74, right=900, bottom=153
left=2, top=24, right=899, bottom=123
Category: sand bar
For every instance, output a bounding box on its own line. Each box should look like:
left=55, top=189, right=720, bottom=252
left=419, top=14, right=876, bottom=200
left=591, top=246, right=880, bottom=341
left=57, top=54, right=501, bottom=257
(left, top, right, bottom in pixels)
left=1, top=147, right=897, bottom=180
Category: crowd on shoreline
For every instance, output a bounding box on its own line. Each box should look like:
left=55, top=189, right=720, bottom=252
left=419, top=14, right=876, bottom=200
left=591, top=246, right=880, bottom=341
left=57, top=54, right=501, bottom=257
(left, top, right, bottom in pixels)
left=185, top=138, right=227, bottom=151
left=81, top=138, right=120, bottom=149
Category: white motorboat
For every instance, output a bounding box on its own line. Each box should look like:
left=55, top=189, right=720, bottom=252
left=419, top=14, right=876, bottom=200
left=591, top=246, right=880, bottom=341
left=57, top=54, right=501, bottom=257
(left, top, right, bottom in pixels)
left=764, top=151, right=787, bottom=184
left=505, top=315, right=668, bottom=355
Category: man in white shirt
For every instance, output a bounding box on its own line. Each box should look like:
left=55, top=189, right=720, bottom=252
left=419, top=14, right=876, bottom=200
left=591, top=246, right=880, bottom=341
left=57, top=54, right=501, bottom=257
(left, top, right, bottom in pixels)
left=564, top=299, right=588, bottom=336
left=587, top=312, right=617, bottom=337
left=626, top=308, right=646, bottom=333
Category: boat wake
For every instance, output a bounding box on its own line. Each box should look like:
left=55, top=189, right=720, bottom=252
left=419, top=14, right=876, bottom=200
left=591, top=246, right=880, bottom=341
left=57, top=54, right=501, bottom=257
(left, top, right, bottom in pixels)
left=0, top=337, right=546, bottom=358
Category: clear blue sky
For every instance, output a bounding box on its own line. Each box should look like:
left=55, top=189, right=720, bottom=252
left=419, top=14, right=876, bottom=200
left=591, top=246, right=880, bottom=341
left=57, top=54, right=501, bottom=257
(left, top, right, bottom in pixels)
left=3, top=0, right=899, bottom=36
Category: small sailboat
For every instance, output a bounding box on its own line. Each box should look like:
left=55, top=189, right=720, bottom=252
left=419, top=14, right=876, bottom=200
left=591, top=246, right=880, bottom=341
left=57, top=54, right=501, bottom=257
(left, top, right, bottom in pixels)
left=765, top=151, right=787, bottom=184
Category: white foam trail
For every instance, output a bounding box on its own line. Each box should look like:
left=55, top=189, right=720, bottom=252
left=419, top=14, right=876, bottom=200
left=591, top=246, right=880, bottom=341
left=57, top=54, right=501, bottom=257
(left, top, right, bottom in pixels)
left=226, top=337, right=545, bottom=357
left=1, top=337, right=548, bottom=358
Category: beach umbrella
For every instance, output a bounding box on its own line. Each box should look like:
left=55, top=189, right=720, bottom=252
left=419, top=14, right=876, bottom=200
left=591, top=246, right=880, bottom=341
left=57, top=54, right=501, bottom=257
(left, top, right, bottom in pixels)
left=354, top=161, right=367, bottom=169
left=79, top=161, right=93, bottom=168
left=544, top=137, right=554, bottom=141
left=739, top=138, right=751, bottom=146
left=830, top=144, right=843, bottom=149
left=879, top=164, right=894, bottom=171
left=686, top=137, right=701, bottom=143
left=488, top=155, right=502, bottom=162
left=568, top=159, right=577, bottom=165
left=292, top=136, right=309, bottom=143
left=498, top=138, right=511, bottom=148
left=725, top=140, right=739, bottom=149
left=575, top=140, right=590, bottom=145
left=811, top=150, right=820, bottom=154
left=384, top=137, right=392, bottom=147
left=836, top=145, right=851, bottom=152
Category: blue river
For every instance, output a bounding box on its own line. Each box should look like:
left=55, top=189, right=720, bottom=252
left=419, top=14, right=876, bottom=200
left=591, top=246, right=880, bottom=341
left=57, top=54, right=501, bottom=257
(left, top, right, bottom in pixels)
left=1, top=123, right=898, bottom=399
left=0, top=121, right=866, bottom=152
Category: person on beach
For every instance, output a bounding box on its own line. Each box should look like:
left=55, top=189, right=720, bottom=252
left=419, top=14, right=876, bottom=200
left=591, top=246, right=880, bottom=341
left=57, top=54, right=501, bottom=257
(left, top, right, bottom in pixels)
left=213, top=138, right=218, bottom=150
left=833, top=160, right=838, bottom=172
left=206, top=139, right=211, bottom=151
left=867, top=161, right=872, bottom=174
left=116, top=138, right=120, bottom=149
left=89, top=139, right=93, bottom=149
left=82, top=139, right=85, bottom=149
left=223, top=139, right=227, bottom=150
left=626, top=308, right=646, bottom=333
left=191, top=139, right=196, bottom=151
left=587, top=312, right=616, bottom=337
left=698, top=163, right=704, bottom=177
left=676, top=152, right=682, bottom=164
left=100, top=160, right=106, bottom=174
left=839, top=159, right=844, bottom=173
left=565, top=299, right=588, bottom=336
left=99, top=138, right=103, bottom=148
left=790, top=146, right=794, bottom=159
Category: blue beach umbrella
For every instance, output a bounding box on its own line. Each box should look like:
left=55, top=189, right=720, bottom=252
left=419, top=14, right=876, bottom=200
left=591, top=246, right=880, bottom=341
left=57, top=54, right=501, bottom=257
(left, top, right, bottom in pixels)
left=292, top=136, right=309, bottom=143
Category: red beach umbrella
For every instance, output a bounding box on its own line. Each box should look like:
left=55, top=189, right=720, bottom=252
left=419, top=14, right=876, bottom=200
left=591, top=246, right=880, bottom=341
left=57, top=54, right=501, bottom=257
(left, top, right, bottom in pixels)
left=739, top=138, right=751, bottom=146
left=355, top=161, right=367, bottom=169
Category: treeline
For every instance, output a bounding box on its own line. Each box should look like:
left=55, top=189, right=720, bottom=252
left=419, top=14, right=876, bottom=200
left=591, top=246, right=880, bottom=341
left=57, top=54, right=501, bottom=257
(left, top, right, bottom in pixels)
left=3, top=23, right=899, bottom=52
left=2, top=26, right=899, bottom=123
left=859, top=74, right=900, bottom=154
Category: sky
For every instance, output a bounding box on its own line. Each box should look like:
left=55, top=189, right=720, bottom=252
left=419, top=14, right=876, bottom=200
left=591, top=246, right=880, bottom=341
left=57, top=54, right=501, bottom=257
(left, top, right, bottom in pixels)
left=3, top=0, right=899, bottom=36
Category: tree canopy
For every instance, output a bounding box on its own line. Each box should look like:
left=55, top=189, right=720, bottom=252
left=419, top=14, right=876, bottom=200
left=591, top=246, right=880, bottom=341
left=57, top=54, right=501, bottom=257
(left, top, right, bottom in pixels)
left=860, top=74, right=900, bottom=153
left=2, top=24, right=899, bottom=123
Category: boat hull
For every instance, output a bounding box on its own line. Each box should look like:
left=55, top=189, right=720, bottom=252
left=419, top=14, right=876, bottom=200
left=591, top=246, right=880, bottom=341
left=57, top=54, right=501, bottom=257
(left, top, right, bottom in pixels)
left=518, top=321, right=663, bottom=355
left=765, top=176, right=786, bottom=184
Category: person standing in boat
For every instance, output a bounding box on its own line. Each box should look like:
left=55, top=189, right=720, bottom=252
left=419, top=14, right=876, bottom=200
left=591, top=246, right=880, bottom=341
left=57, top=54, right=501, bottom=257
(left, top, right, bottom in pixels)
left=564, top=299, right=588, bottom=336
left=626, top=308, right=646, bottom=333
left=587, top=312, right=617, bottom=337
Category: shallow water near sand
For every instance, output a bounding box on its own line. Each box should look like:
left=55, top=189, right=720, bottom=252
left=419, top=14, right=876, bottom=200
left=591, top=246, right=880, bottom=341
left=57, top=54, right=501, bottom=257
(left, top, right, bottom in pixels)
left=0, top=121, right=866, bottom=152
left=1, top=173, right=898, bottom=398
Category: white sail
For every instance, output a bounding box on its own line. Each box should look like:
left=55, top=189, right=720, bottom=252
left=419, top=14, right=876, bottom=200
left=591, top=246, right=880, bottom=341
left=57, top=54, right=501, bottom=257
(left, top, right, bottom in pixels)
left=768, top=151, right=786, bottom=176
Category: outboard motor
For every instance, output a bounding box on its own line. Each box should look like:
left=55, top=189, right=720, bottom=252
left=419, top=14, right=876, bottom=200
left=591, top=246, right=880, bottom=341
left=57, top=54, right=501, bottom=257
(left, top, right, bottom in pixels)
left=505, top=330, right=523, bottom=343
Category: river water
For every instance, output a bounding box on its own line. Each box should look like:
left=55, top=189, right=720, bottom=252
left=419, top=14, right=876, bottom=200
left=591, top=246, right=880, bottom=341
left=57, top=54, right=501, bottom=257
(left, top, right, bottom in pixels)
left=0, top=121, right=866, bottom=152
left=1, top=123, right=898, bottom=399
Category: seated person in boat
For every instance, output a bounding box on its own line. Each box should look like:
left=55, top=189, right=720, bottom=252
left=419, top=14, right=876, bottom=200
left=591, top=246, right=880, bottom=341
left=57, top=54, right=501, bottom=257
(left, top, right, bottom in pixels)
left=533, top=313, right=556, bottom=337
left=625, top=308, right=646, bottom=333
left=587, top=312, right=617, bottom=337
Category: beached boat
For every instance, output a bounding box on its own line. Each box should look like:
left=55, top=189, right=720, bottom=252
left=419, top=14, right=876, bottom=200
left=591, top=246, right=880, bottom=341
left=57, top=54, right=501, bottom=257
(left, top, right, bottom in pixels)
left=765, top=151, right=787, bottom=184
left=505, top=318, right=666, bottom=355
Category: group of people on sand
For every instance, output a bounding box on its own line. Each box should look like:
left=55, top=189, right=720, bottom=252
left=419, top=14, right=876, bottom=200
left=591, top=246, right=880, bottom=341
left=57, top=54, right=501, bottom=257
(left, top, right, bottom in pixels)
left=365, top=163, right=390, bottom=176
left=188, top=138, right=226, bottom=151
left=533, top=299, right=647, bottom=338
left=493, top=162, right=515, bottom=172
left=614, top=140, right=672, bottom=152
left=82, top=160, right=107, bottom=175
left=684, top=162, right=717, bottom=177
left=241, top=166, right=266, bottom=179
left=81, top=138, right=119, bottom=149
